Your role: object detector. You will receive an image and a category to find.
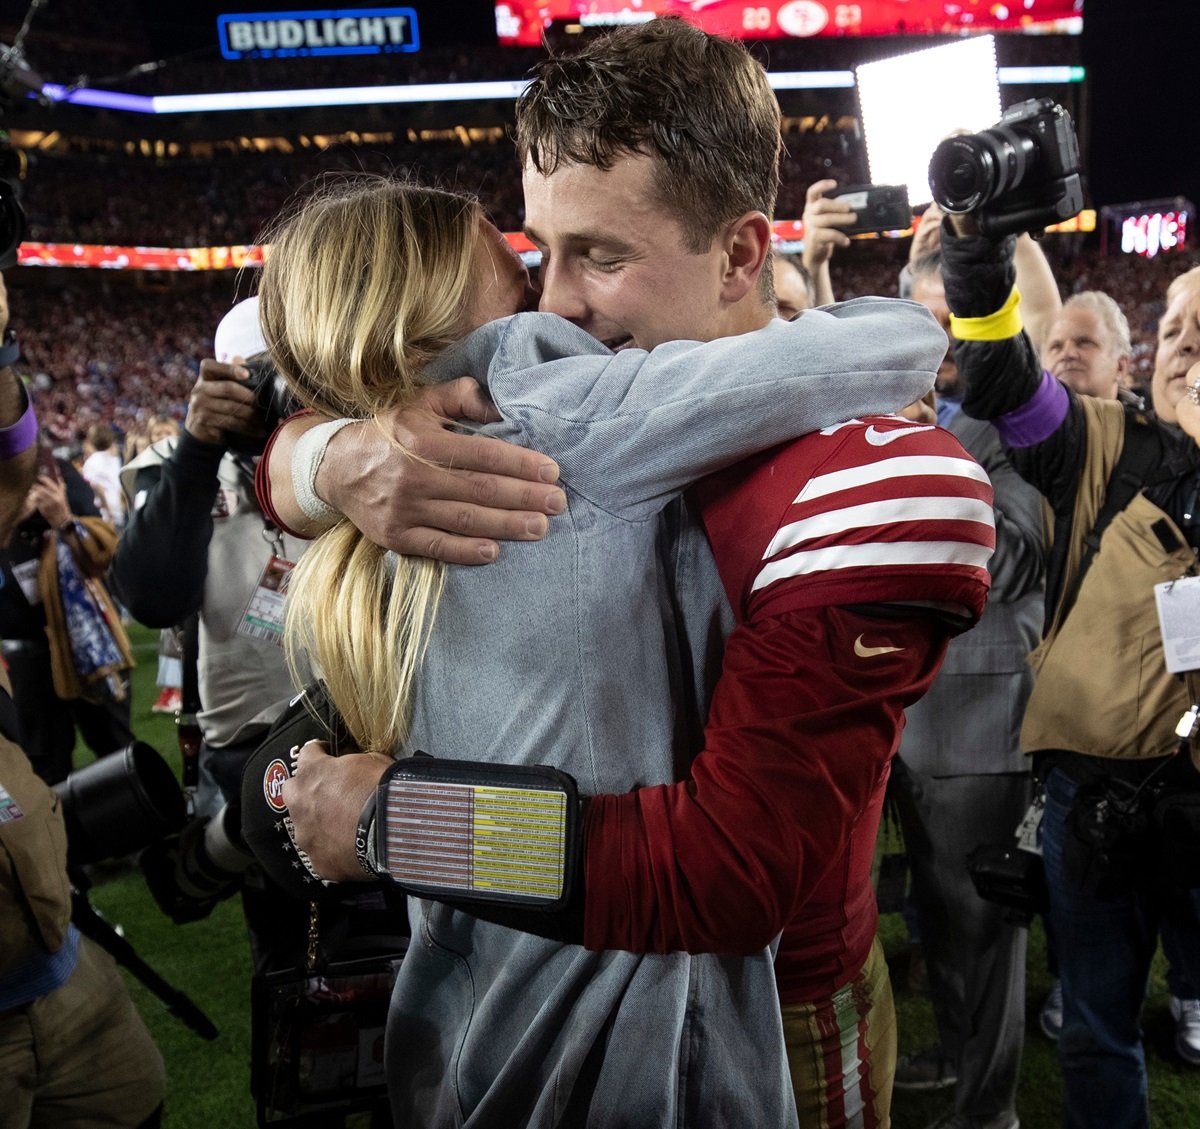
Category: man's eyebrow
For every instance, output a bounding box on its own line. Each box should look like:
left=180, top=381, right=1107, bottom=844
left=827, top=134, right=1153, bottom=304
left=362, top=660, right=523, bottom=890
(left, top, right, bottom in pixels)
left=522, top=224, right=638, bottom=255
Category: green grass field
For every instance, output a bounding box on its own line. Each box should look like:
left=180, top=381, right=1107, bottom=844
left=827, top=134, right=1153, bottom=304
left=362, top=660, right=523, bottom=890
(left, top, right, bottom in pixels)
left=79, top=624, right=1198, bottom=1128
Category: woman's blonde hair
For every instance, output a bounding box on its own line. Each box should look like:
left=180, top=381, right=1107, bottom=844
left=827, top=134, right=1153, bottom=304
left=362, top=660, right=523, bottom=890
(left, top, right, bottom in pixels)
left=257, top=177, right=483, bottom=753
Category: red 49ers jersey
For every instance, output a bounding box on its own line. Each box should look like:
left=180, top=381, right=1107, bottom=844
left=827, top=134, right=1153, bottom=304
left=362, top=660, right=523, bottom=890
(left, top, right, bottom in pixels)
left=697, top=416, right=995, bottom=626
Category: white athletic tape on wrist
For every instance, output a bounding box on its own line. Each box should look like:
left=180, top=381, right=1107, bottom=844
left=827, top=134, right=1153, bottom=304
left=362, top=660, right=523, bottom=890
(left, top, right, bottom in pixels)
left=292, top=417, right=358, bottom=527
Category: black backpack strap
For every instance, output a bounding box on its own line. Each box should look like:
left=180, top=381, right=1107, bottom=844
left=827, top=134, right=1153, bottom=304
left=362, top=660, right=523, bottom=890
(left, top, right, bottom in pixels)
left=1052, top=408, right=1162, bottom=627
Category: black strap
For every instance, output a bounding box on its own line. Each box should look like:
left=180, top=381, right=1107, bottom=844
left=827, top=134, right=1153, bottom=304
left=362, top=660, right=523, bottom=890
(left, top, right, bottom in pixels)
left=179, top=614, right=202, bottom=716
left=1051, top=408, right=1163, bottom=628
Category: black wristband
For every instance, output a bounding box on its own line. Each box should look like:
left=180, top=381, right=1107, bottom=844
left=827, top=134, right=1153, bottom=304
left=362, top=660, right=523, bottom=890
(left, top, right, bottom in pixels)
left=355, top=785, right=381, bottom=878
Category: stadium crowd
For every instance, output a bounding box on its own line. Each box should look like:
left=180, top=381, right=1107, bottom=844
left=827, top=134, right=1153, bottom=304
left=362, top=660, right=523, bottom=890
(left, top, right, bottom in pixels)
left=8, top=234, right=1194, bottom=456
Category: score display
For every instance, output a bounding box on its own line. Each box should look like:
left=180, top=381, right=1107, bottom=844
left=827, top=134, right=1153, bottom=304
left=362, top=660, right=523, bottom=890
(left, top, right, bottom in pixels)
left=495, top=1, right=1082, bottom=46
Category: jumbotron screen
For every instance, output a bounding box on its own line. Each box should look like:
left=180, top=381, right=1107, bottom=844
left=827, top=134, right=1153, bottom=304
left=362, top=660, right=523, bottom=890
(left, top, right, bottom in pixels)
left=495, top=1, right=1083, bottom=46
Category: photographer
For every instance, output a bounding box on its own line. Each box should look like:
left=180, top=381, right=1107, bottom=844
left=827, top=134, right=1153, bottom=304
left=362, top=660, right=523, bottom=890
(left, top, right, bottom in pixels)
left=939, top=214, right=1200, bottom=1129
left=110, top=300, right=310, bottom=970
left=0, top=275, right=165, bottom=1127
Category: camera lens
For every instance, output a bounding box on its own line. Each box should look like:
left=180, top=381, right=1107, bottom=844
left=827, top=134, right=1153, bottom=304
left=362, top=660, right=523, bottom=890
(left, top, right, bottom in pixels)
left=929, top=136, right=997, bottom=213
left=929, top=124, right=1044, bottom=216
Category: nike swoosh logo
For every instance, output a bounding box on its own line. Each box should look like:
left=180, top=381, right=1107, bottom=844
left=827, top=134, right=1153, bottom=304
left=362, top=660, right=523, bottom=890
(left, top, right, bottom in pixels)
left=854, top=634, right=905, bottom=658
left=864, top=424, right=936, bottom=446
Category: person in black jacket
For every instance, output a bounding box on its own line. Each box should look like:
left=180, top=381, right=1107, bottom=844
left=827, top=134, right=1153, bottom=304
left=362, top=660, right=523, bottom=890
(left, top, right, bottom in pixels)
left=110, top=326, right=311, bottom=971
left=940, top=219, right=1200, bottom=1129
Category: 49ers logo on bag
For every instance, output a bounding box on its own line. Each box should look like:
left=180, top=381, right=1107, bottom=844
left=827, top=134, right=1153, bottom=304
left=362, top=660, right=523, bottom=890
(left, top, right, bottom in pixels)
left=263, top=759, right=290, bottom=812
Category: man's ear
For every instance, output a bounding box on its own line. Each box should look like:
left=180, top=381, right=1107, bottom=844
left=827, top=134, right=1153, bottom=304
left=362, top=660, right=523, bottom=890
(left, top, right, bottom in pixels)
left=720, top=211, right=773, bottom=304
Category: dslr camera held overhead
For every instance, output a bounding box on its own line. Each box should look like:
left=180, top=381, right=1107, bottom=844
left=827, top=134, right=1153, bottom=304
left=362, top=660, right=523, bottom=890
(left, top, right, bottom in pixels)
left=928, top=97, right=1084, bottom=238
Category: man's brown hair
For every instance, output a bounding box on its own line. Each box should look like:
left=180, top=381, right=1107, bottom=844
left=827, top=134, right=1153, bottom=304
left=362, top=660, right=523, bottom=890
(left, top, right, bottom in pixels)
left=515, top=17, right=781, bottom=256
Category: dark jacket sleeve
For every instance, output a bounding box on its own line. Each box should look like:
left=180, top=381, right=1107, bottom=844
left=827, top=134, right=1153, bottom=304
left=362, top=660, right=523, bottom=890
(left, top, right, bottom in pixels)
left=954, top=418, right=1045, bottom=603
left=109, top=432, right=224, bottom=627
left=940, top=227, right=1088, bottom=521
left=60, top=460, right=101, bottom=519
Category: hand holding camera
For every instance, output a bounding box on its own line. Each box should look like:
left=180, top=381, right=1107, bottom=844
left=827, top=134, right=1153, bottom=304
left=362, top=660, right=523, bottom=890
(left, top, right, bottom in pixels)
left=928, top=97, right=1084, bottom=238
left=184, top=357, right=264, bottom=447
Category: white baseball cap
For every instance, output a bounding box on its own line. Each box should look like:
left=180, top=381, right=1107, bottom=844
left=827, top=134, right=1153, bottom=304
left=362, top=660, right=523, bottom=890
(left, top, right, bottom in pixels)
left=213, top=295, right=267, bottom=364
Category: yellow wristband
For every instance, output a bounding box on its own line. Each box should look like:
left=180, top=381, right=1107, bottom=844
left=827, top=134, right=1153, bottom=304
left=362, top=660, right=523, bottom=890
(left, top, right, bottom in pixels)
left=950, top=286, right=1023, bottom=341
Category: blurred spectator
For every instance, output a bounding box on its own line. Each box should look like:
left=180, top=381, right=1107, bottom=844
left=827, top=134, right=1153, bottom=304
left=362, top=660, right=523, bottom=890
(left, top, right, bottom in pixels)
left=80, top=422, right=125, bottom=528
left=1043, top=291, right=1134, bottom=401
left=0, top=455, right=134, bottom=783
left=772, top=252, right=815, bottom=318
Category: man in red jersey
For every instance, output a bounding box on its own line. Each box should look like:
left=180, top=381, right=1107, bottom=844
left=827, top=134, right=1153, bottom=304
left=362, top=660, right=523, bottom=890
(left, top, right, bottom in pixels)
left=254, top=19, right=993, bottom=1129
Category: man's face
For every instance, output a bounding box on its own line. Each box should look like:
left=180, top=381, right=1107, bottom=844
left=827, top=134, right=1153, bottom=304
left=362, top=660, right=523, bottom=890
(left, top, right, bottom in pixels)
left=910, top=272, right=957, bottom=397
left=1153, top=279, right=1200, bottom=424
left=522, top=152, right=736, bottom=349
left=774, top=259, right=811, bottom=320
left=1043, top=306, right=1126, bottom=401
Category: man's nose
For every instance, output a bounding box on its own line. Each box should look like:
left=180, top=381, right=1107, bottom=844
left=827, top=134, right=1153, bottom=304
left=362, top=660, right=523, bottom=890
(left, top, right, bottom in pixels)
left=537, top=258, right=587, bottom=322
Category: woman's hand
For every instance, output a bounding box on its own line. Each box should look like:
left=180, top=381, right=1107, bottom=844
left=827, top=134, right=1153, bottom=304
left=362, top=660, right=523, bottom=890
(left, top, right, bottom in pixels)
left=281, top=741, right=392, bottom=882
left=26, top=471, right=71, bottom=530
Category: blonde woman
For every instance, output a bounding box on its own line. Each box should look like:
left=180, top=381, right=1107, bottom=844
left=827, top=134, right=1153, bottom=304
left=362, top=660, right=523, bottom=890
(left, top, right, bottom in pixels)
left=256, top=176, right=948, bottom=1128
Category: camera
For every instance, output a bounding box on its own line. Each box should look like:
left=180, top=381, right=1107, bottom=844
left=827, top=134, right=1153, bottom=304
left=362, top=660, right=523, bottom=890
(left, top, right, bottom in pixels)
left=927, top=98, right=1084, bottom=238
left=0, top=134, right=26, bottom=271
left=1064, top=775, right=1156, bottom=896
left=51, top=733, right=253, bottom=923
left=967, top=842, right=1048, bottom=925
left=139, top=800, right=257, bottom=924
left=831, top=184, right=911, bottom=235
left=226, top=355, right=302, bottom=455
left=55, top=741, right=187, bottom=866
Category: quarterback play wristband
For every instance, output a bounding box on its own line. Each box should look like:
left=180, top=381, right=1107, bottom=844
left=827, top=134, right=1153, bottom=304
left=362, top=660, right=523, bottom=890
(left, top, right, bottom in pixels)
left=375, top=756, right=580, bottom=910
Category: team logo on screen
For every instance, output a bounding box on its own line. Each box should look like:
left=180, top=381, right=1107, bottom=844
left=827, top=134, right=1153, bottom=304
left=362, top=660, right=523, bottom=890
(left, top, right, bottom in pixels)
left=777, top=1, right=830, bottom=36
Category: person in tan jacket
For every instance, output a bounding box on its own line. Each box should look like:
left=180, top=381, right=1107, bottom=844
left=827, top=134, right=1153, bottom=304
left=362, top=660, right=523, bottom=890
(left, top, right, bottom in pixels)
left=0, top=275, right=165, bottom=1127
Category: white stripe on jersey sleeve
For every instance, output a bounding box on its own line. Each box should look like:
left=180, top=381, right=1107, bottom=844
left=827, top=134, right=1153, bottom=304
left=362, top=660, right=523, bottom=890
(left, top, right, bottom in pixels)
left=763, top=496, right=996, bottom=560
left=793, top=454, right=991, bottom=506
left=751, top=539, right=995, bottom=594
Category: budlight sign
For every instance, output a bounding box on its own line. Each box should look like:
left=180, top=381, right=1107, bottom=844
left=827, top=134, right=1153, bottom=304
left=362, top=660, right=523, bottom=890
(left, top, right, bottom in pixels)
left=217, top=7, right=420, bottom=59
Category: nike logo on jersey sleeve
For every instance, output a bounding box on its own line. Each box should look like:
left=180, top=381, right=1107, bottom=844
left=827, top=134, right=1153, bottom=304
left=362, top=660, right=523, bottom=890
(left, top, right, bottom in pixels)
left=863, top=424, right=936, bottom=446
left=853, top=635, right=905, bottom=658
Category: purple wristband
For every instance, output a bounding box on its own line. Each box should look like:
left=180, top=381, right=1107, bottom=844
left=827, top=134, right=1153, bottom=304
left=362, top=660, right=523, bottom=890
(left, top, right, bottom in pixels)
left=994, top=370, right=1069, bottom=449
left=0, top=387, right=38, bottom=460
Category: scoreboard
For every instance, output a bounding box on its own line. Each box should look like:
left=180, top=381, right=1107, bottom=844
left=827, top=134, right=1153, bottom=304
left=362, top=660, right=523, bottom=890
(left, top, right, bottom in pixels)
left=495, top=1, right=1082, bottom=47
